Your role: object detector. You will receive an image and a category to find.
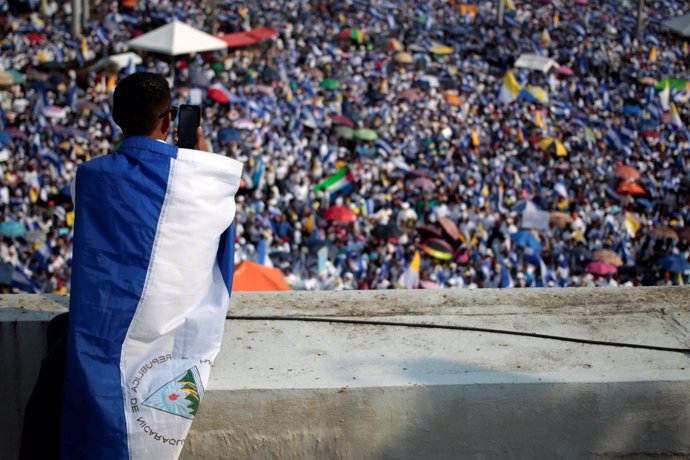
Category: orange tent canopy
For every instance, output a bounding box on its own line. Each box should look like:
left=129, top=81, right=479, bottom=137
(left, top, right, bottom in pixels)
left=232, top=261, right=290, bottom=291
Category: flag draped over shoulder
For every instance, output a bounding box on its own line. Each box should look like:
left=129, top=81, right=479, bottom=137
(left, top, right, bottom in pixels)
left=62, top=137, right=243, bottom=459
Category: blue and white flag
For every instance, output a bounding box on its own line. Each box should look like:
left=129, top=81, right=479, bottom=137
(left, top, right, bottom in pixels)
left=62, top=137, right=242, bottom=459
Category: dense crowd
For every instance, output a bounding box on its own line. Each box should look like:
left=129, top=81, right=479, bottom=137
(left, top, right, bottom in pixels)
left=0, top=0, right=689, bottom=293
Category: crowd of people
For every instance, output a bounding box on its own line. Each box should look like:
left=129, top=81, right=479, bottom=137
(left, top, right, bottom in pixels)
left=0, top=0, right=689, bottom=293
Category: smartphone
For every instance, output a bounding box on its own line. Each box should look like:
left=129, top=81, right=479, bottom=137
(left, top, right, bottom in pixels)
left=177, top=104, right=201, bottom=149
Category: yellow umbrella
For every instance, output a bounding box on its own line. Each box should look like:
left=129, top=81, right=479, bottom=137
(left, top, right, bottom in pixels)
left=394, top=52, right=413, bottom=64
left=430, top=42, right=453, bottom=55
left=537, top=137, right=567, bottom=157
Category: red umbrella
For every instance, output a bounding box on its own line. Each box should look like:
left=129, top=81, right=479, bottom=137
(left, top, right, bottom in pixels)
left=586, top=261, right=617, bottom=276
left=331, top=115, right=355, bottom=128
left=412, top=177, right=435, bottom=190
left=26, top=32, right=44, bottom=43
left=323, top=205, right=356, bottom=223
left=617, top=182, right=645, bottom=195
left=207, top=87, right=229, bottom=104
left=614, top=165, right=640, bottom=181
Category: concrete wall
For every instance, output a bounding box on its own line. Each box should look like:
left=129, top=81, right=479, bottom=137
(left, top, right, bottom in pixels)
left=3, top=288, right=690, bottom=459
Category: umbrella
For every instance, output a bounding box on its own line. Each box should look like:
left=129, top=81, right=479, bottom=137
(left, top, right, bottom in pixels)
left=649, top=227, right=679, bottom=240
left=323, top=205, right=356, bottom=223
left=592, top=249, right=623, bottom=267
left=372, top=222, right=403, bottom=241
left=614, top=165, right=640, bottom=181
left=320, top=78, right=340, bottom=91
left=549, top=212, right=573, bottom=228
left=438, top=217, right=464, bottom=242
left=217, top=128, right=242, bottom=142
left=430, top=42, right=453, bottom=55
left=394, top=52, right=413, bottom=64
left=586, top=261, right=617, bottom=276
left=386, top=38, right=403, bottom=52
left=232, top=261, right=290, bottom=291
left=657, top=255, right=690, bottom=275
left=0, top=221, right=27, bottom=238
left=354, top=129, right=377, bottom=141
left=623, top=105, right=643, bottom=116
left=207, top=87, right=230, bottom=103
left=335, top=126, right=354, bottom=140
left=422, top=238, right=453, bottom=261
left=412, top=177, right=435, bottom=190
left=25, top=32, right=44, bottom=43
left=42, top=105, right=67, bottom=119
left=556, top=66, right=575, bottom=76
left=536, top=137, right=567, bottom=156
left=636, top=198, right=653, bottom=209
left=511, top=231, right=542, bottom=253
left=233, top=118, right=255, bottom=130
left=617, top=182, right=645, bottom=195
left=331, top=115, right=355, bottom=128
left=420, top=280, right=442, bottom=289
left=417, top=225, right=444, bottom=240
left=443, top=92, right=461, bottom=106
left=338, top=28, right=365, bottom=43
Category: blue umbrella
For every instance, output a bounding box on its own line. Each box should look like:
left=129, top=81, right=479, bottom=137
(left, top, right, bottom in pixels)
left=217, top=128, right=242, bottom=142
left=0, top=221, right=27, bottom=238
left=658, top=255, right=690, bottom=275
left=623, top=105, right=642, bottom=116
left=511, top=231, right=542, bottom=253
left=637, top=198, right=653, bottom=209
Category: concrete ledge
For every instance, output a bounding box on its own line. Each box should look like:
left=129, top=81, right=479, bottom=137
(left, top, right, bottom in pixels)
left=2, top=288, right=690, bottom=459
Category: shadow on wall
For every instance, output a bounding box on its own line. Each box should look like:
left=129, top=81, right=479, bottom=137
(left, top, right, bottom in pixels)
left=322, top=354, right=690, bottom=459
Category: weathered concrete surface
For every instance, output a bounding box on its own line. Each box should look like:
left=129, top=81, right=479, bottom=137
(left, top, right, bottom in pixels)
left=2, top=288, right=690, bottom=459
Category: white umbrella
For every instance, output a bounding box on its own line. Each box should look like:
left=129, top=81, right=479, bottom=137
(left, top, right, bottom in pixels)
left=127, top=20, right=227, bottom=56
left=90, top=52, right=142, bottom=71
left=43, top=105, right=67, bottom=119
left=233, top=118, right=255, bottom=130
left=514, top=54, right=559, bottom=73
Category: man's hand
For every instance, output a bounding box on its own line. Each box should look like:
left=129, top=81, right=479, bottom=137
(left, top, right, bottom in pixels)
left=196, top=126, right=209, bottom=152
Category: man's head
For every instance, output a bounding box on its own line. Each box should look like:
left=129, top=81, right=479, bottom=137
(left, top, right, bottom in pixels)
left=113, top=72, right=172, bottom=138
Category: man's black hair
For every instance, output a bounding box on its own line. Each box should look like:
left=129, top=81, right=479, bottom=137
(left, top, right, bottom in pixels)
left=112, top=72, right=171, bottom=136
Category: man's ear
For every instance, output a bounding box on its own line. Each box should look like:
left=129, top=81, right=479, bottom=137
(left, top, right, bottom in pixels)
left=160, top=113, right=171, bottom=136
